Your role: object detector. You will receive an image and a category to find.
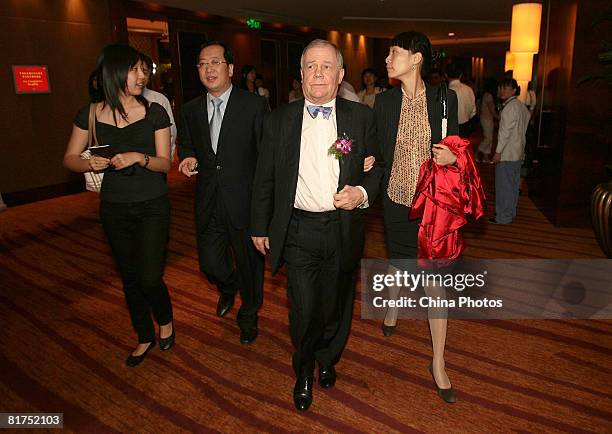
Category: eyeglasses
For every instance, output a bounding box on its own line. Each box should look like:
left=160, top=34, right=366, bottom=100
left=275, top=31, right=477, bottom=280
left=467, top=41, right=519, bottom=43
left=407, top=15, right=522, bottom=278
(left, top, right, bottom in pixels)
left=196, top=59, right=227, bottom=69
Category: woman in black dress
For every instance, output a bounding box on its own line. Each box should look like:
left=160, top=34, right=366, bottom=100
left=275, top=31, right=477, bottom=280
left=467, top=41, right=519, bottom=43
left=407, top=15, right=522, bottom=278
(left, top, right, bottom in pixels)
left=63, top=44, right=175, bottom=367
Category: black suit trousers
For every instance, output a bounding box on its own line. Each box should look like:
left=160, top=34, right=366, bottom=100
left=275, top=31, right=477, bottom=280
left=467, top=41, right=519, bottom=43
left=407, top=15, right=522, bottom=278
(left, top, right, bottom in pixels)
left=196, top=192, right=263, bottom=328
left=283, top=209, right=355, bottom=378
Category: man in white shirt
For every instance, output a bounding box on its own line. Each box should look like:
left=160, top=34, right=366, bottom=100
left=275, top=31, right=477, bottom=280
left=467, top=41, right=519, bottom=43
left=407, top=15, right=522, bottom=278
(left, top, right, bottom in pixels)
left=491, top=79, right=531, bottom=224
left=139, top=54, right=177, bottom=160
left=336, top=65, right=360, bottom=102
left=338, top=80, right=360, bottom=102
left=446, top=63, right=476, bottom=138
left=251, top=39, right=382, bottom=412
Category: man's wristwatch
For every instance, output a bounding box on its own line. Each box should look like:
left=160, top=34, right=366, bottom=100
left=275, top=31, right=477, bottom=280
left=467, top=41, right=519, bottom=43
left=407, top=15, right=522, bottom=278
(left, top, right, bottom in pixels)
left=143, top=154, right=150, bottom=168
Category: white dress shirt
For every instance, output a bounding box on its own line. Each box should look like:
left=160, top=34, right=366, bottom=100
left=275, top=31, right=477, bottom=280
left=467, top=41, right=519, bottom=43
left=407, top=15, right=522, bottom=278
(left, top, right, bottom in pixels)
left=448, top=79, right=476, bottom=124
left=143, top=88, right=177, bottom=158
left=295, top=99, right=340, bottom=211
left=294, top=98, right=368, bottom=212
left=496, top=96, right=531, bottom=161
left=338, top=81, right=360, bottom=103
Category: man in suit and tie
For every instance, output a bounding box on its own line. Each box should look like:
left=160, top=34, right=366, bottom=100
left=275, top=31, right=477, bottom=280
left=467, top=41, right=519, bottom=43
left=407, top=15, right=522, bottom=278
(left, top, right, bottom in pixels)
left=178, top=41, right=267, bottom=344
left=251, top=39, right=383, bottom=411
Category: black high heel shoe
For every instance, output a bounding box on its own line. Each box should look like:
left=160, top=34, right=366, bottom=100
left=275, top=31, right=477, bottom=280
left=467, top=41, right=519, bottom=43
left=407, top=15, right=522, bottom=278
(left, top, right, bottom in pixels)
left=159, top=323, right=175, bottom=351
left=382, top=308, right=397, bottom=337
left=428, top=364, right=457, bottom=403
left=382, top=322, right=396, bottom=337
left=126, top=341, right=155, bottom=368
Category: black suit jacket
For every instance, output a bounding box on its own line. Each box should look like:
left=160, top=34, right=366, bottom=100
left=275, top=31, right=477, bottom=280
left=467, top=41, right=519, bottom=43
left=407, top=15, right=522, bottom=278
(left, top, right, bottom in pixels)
left=251, top=97, right=384, bottom=273
left=374, top=83, right=459, bottom=191
left=178, top=87, right=267, bottom=229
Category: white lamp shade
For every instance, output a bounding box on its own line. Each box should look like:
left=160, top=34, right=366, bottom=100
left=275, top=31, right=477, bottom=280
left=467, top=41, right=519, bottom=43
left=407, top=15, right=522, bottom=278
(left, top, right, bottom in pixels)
left=510, top=2, right=543, bottom=53
left=505, top=51, right=515, bottom=71
left=512, top=52, right=534, bottom=81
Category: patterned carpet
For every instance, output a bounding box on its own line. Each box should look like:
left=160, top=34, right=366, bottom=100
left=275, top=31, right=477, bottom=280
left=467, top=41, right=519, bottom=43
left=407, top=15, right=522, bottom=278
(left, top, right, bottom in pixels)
left=0, top=164, right=611, bottom=433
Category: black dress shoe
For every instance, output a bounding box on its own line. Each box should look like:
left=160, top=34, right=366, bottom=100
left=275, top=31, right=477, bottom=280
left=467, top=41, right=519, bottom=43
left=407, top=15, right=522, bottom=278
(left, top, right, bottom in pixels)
left=382, top=322, right=396, bottom=337
left=318, top=365, right=336, bottom=388
left=125, top=341, right=155, bottom=368
left=428, top=365, right=457, bottom=403
left=159, top=324, right=175, bottom=351
left=239, top=326, right=258, bottom=345
left=293, top=376, right=313, bottom=411
left=216, top=294, right=235, bottom=317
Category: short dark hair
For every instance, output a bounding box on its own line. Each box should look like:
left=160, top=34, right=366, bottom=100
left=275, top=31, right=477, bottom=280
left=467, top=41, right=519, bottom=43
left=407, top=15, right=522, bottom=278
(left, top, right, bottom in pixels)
left=199, top=40, right=234, bottom=65
left=361, top=68, right=377, bottom=88
left=389, top=31, right=432, bottom=76
left=499, top=78, right=520, bottom=95
left=483, top=77, right=498, bottom=95
left=499, top=78, right=519, bottom=90
left=138, top=52, right=153, bottom=71
left=445, top=63, right=463, bottom=79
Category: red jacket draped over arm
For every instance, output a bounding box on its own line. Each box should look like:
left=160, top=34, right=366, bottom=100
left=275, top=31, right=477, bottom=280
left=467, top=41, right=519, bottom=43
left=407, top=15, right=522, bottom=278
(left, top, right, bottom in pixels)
left=408, top=136, right=486, bottom=267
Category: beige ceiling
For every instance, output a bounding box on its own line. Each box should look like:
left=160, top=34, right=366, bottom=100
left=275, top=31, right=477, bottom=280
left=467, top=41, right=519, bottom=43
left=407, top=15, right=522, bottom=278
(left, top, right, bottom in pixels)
left=134, top=0, right=515, bottom=44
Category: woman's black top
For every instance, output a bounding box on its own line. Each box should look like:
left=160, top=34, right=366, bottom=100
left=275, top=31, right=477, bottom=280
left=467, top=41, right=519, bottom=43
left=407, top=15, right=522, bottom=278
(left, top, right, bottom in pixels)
left=74, top=102, right=171, bottom=203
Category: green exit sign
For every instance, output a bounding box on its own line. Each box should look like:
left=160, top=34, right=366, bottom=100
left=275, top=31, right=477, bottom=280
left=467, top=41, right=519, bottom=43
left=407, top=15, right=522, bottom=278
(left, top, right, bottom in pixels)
left=246, top=18, right=261, bottom=29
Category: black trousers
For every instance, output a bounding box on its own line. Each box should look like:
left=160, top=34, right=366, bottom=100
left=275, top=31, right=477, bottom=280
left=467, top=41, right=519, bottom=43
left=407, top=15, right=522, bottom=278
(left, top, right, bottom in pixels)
left=196, top=193, right=263, bottom=329
left=100, top=195, right=173, bottom=343
left=283, top=209, right=355, bottom=378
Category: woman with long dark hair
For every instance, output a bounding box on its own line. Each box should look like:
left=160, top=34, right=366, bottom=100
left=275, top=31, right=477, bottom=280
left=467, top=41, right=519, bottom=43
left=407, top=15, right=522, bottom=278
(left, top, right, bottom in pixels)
left=240, top=64, right=258, bottom=94
left=63, top=44, right=175, bottom=367
left=374, top=32, right=459, bottom=402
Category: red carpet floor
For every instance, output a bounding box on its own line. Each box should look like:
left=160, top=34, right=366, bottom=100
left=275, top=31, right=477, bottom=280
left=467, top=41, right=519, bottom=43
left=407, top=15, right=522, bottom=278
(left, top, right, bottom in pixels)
left=0, top=165, right=611, bottom=433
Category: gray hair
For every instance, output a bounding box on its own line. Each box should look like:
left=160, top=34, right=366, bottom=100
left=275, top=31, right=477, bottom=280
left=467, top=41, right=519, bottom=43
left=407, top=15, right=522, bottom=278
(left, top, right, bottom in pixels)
left=300, top=39, right=343, bottom=69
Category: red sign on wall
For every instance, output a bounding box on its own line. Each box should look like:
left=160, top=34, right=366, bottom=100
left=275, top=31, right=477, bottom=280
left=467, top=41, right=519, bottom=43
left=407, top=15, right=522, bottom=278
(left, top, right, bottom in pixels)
left=12, top=65, right=51, bottom=94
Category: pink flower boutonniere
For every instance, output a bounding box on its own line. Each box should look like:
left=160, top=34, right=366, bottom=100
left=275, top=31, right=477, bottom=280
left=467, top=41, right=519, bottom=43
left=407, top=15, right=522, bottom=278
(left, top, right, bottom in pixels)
left=328, top=133, right=353, bottom=160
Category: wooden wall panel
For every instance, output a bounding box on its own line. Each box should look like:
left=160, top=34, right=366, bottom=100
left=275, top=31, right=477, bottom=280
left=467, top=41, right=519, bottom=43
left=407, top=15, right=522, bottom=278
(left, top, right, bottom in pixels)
left=555, top=0, right=610, bottom=225
left=0, top=0, right=112, bottom=197
left=531, top=0, right=610, bottom=226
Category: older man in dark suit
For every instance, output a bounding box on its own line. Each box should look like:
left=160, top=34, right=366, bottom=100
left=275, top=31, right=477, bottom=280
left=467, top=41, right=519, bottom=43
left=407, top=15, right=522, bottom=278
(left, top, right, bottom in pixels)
left=251, top=39, right=383, bottom=411
left=178, top=41, right=267, bottom=344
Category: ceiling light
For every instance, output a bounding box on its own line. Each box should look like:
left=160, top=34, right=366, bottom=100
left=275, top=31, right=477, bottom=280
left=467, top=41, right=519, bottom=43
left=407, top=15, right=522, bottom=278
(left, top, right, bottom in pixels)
left=448, top=32, right=455, bottom=37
